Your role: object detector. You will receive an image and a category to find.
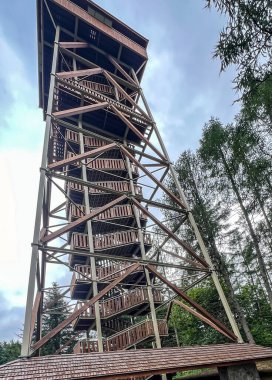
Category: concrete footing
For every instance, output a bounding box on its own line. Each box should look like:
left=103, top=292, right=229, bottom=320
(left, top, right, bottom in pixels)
left=218, top=363, right=260, bottom=379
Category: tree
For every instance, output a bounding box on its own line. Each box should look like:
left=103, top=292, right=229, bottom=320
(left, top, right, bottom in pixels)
left=205, top=0, right=272, bottom=97
left=165, top=150, right=254, bottom=342
left=199, top=118, right=272, bottom=310
left=40, top=282, right=74, bottom=355
left=0, top=341, right=21, bottom=365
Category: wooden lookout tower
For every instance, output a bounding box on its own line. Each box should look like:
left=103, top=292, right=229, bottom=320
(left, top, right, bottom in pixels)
left=19, top=1, right=266, bottom=378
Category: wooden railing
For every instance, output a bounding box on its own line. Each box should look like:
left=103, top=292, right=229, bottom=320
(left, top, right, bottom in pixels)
left=69, top=203, right=147, bottom=221
left=67, top=180, right=143, bottom=196
left=59, top=78, right=150, bottom=128
left=73, top=288, right=162, bottom=320
left=66, top=151, right=139, bottom=175
left=65, top=130, right=107, bottom=148
left=73, top=319, right=168, bottom=353
left=71, top=261, right=139, bottom=294
left=81, top=79, right=124, bottom=98
left=71, top=230, right=152, bottom=251
left=102, top=318, right=131, bottom=333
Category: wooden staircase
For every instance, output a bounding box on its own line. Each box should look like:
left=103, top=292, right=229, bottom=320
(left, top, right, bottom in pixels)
left=73, top=319, right=168, bottom=353
left=72, top=287, right=163, bottom=330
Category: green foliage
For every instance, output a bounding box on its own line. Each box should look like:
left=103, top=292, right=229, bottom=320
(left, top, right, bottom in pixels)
left=237, top=286, right=272, bottom=346
left=0, top=341, right=21, bottom=365
left=170, top=282, right=230, bottom=346
left=40, top=282, right=74, bottom=356
left=205, top=0, right=272, bottom=96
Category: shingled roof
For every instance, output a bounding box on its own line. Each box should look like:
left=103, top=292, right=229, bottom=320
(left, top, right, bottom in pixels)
left=1, top=344, right=272, bottom=380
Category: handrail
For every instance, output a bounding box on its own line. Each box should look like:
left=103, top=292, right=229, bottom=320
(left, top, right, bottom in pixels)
left=73, top=319, right=168, bottom=353
left=74, top=288, right=162, bottom=319
left=71, top=230, right=152, bottom=251
left=69, top=203, right=147, bottom=221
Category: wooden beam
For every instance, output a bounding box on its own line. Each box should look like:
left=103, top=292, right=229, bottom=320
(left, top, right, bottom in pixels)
left=59, top=42, right=89, bottom=48
left=146, top=265, right=237, bottom=341
left=108, top=56, right=138, bottom=87
left=173, top=299, right=236, bottom=341
left=132, top=198, right=208, bottom=268
left=56, top=67, right=102, bottom=79
left=105, top=71, right=149, bottom=119
left=52, top=102, right=108, bottom=119
left=160, top=248, right=204, bottom=269
left=111, top=105, right=166, bottom=162
left=41, top=195, right=127, bottom=243
left=120, top=146, right=186, bottom=210
left=29, top=291, right=42, bottom=343
left=31, top=263, right=141, bottom=353
left=54, top=331, right=81, bottom=355
left=48, top=143, right=117, bottom=170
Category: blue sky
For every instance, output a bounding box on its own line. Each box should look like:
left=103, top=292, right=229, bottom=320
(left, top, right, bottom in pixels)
left=0, top=0, right=239, bottom=341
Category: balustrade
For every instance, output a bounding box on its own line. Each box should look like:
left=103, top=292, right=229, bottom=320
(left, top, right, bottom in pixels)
left=71, top=230, right=152, bottom=251
left=65, top=129, right=108, bottom=148
left=69, top=203, right=147, bottom=221
left=65, top=151, right=139, bottom=175
left=73, top=319, right=168, bottom=353
left=67, top=180, right=142, bottom=196
left=73, top=288, right=162, bottom=321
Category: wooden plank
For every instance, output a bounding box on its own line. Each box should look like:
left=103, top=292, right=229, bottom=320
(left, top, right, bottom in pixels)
left=48, top=142, right=117, bottom=170
left=59, top=42, right=90, bottom=48
left=146, top=264, right=237, bottom=341
left=52, top=102, right=108, bottom=119
left=56, top=67, right=102, bottom=79
left=41, top=195, right=127, bottom=243
left=31, top=263, right=141, bottom=353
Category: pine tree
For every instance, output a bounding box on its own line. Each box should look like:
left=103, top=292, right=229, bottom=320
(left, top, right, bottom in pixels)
left=41, top=282, right=74, bottom=355
left=0, top=341, right=21, bottom=365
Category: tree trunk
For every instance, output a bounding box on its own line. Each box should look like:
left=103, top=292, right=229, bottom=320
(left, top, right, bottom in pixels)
left=220, top=148, right=272, bottom=311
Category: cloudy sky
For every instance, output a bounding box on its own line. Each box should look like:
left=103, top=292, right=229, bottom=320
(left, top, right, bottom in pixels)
left=0, top=0, right=239, bottom=341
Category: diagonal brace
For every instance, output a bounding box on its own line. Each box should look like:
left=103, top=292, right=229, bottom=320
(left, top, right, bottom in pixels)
left=132, top=198, right=208, bottom=268
left=41, top=194, right=127, bottom=243
left=173, top=299, right=236, bottom=341
left=52, top=102, right=108, bottom=119
left=31, top=262, right=141, bottom=353
left=48, top=142, right=117, bottom=170
left=146, top=264, right=237, bottom=341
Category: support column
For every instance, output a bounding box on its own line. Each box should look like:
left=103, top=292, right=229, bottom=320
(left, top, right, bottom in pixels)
left=138, top=83, right=243, bottom=343
left=73, top=66, right=103, bottom=350
left=124, top=149, right=162, bottom=349
left=21, top=26, right=60, bottom=357
left=218, top=363, right=260, bottom=380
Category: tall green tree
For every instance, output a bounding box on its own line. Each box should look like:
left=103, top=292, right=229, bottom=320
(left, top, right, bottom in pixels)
left=199, top=118, right=272, bottom=310
left=41, top=282, right=74, bottom=355
left=205, top=0, right=272, bottom=97
left=0, top=341, right=21, bottom=365
left=165, top=150, right=254, bottom=342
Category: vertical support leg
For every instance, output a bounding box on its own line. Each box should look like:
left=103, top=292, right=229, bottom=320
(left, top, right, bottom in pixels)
left=124, top=150, right=162, bottom=350
left=218, top=363, right=260, bottom=380
left=138, top=84, right=243, bottom=343
left=21, top=26, right=60, bottom=357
